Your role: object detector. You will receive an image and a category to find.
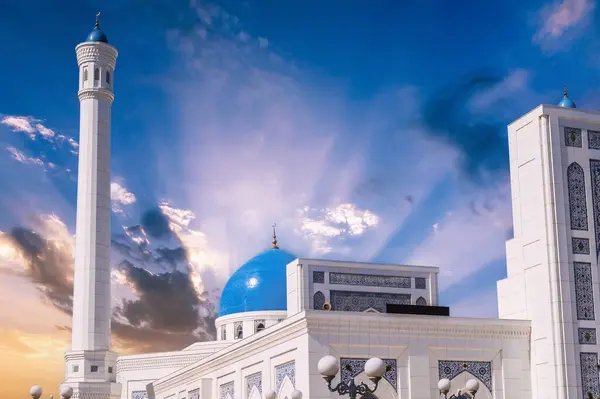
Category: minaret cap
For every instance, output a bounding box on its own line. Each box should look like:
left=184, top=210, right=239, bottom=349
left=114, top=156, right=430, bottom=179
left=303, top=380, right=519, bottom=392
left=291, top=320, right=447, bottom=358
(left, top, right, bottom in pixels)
left=558, top=84, right=576, bottom=108
left=85, top=12, right=109, bottom=43
left=272, top=223, right=279, bottom=249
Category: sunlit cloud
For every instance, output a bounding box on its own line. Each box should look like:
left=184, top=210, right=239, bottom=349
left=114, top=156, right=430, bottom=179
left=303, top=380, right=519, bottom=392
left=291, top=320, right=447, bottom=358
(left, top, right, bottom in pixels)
left=4, top=146, right=44, bottom=168
left=534, top=0, right=594, bottom=48
left=111, top=181, right=137, bottom=215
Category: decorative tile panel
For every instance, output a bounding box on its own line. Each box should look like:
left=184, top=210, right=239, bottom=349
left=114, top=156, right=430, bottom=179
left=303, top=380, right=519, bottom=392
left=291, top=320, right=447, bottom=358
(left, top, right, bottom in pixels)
left=565, top=127, right=583, bottom=147
left=575, top=262, right=595, bottom=320
left=246, top=372, right=262, bottom=397
left=220, top=381, right=234, bottom=399
left=578, top=328, right=597, bottom=345
left=254, top=319, right=265, bottom=332
left=329, top=272, right=411, bottom=288
left=581, top=352, right=600, bottom=398
left=416, top=296, right=427, bottom=306
left=275, top=361, right=295, bottom=392
left=234, top=321, right=243, bottom=339
left=573, top=237, right=591, bottom=255
left=340, top=358, right=397, bottom=390
left=590, top=130, right=600, bottom=150
left=330, top=290, right=410, bottom=312
left=132, top=391, right=147, bottom=399
left=589, top=160, right=600, bottom=255
left=438, top=361, right=492, bottom=392
left=188, top=389, right=199, bottom=399
left=313, top=291, right=326, bottom=309
left=415, top=277, right=426, bottom=289
left=567, top=162, right=589, bottom=231
left=313, top=271, right=325, bottom=283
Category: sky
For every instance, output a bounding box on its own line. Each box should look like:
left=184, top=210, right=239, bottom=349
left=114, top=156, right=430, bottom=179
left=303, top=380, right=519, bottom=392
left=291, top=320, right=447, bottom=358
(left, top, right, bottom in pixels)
left=0, top=0, right=597, bottom=396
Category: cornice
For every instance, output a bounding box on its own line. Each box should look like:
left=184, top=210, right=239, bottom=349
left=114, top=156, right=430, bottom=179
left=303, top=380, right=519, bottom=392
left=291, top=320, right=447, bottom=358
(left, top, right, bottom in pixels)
left=76, top=42, right=118, bottom=68
left=78, top=88, right=114, bottom=103
left=215, top=310, right=287, bottom=326
left=152, top=313, right=307, bottom=393
left=117, top=351, right=214, bottom=373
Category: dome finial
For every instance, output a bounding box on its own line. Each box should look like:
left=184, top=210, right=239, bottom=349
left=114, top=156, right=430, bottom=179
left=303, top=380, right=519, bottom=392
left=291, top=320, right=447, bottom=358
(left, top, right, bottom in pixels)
left=272, top=223, right=279, bottom=249
left=95, top=12, right=100, bottom=29
left=564, top=84, right=568, bottom=98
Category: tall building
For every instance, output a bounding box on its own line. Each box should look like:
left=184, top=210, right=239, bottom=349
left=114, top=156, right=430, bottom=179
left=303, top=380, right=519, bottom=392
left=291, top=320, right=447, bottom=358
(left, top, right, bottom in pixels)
left=63, top=15, right=121, bottom=399
left=498, top=89, right=600, bottom=399
left=62, top=19, right=600, bottom=399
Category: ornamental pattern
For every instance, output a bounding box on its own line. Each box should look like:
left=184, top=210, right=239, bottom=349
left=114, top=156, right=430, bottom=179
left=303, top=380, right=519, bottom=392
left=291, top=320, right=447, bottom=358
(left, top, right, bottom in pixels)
left=275, top=361, right=295, bottom=392
left=567, top=162, right=589, bottom=231
left=590, top=130, right=600, bottom=150
left=313, top=291, right=326, bottom=310
left=131, top=391, right=147, bottom=399
left=415, top=277, right=426, bottom=289
left=416, top=296, right=427, bottom=306
left=220, top=381, right=234, bottom=399
left=581, top=352, right=600, bottom=398
left=313, top=271, right=325, bottom=283
left=330, top=290, right=411, bottom=312
left=578, top=328, right=597, bottom=345
left=565, top=127, right=583, bottom=147
left=188, top=389, right=199, bottom=399
left=246, top=372, right=262, bottom=397
left=573, top=237, right=591, bottom=255
left=589, top=160, right=600, bottom=255
left=340, top=358, right=398, bottom=390
left=329, top=272, right=411, bottom=288
left=439, top=361, right=492, bottom=392
left=575, top=262, right=595, bottom=320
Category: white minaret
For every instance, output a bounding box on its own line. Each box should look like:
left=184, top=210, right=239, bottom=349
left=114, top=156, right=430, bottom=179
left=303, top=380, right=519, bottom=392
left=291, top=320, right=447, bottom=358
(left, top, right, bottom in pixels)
left=63, top=14, right=121, bottom=399
left=498, top=90, right=600, bottom=399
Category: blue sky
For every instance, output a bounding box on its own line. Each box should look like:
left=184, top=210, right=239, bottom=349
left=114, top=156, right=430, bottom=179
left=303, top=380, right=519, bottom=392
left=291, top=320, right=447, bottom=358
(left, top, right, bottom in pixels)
left=0, top=0, right=597, bottom=373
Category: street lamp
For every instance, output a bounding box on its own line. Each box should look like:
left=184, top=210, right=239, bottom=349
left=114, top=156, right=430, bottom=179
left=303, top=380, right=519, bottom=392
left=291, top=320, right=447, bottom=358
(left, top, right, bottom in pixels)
left=317, top=355, right=386, bottom=399
left=437, top=378, right=479, bottom=398
left=30, top=385, right=73, bottom=399
left=264, top=389, right=302, bottom=399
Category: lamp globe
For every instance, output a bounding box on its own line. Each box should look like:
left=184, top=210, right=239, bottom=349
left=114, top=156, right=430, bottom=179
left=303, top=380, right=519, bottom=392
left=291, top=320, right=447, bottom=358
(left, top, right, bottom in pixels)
left=59, top=385, right=74, bottom=399
left=465, top=379, right=480, bottom=394
left=30, top=385, right=43, bottom=399
left=264, top=390, right=277, bottom=399
left=317, top=355, right=339, bottom=377
left=291, top=390, right=302, bottom=399
left=364, top=357, right=386, bottom=378
left=437, top=378, right=451, bottom=394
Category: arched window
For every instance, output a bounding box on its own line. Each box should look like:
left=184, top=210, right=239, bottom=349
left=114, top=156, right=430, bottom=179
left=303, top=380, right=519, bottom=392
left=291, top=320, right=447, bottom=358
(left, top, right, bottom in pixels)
left=106, top=70, right=111, bottom=84
left=567, top=162, right=588, bottom=231
left=313, top=291, right=326, bottom=310
left=416, top=296, right=427, bottom=306
left=82, top=68, right=88, bottom=83
left=235, top=323, right=243, bottom=339
left=221, top=326, right=226, bottom=340
left=94, top=68, right=99, bottom=81
left=256, top=323, right=265, bottom=332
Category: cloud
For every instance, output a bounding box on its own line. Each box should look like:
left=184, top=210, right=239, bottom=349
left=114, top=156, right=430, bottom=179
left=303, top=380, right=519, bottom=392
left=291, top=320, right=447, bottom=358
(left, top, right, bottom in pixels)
left=1, top=116, right=37, bottom=138
left=534, top=0, right=594, bottom=47
left=0, top=210, right=219, bottom=353
left=111, top=181, right=137, bottom=215
left=297, top=204, right=380, bottom=254
left=5, top=146, right=44, bottom=168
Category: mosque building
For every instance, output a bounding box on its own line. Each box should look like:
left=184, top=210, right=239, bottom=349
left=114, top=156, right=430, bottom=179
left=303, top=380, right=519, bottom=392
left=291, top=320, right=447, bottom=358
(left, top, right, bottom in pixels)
left=61, top=17, right=600, bottom=399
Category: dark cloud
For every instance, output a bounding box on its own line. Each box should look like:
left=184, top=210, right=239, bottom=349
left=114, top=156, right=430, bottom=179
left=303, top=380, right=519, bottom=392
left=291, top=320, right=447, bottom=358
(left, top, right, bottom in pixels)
left=421, top=72, right=509, bottom=183
left=8, top=226, right=73, bottom=313
left=140, top=208, right=173, bottom=239
left=7, top=208, right=217, bottom=353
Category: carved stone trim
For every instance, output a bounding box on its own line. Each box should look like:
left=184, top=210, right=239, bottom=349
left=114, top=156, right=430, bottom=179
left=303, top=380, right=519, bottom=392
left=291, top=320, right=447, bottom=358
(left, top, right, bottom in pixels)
left=575, top=262, right=595, bottom=320
left=565, top=127, right=583, bottom=147
left=578, top=328, right=597, bottom=344
left=313, top=271, right=325, bottom=283
left=573, top=237, right=591, bottom=255
left=589, top=159, right=600, bottom=255
left=340, top=358, right=397, bottom=390
left=330, top=272, right=411, bottom=288
left=438, top=360, right=492, bottom=392
left=589, top=130, right=600, bottom=150
left=275, top=361, right=295, bottom=392
left=567, top=162, right=588, bottom=231
left=581, top=352, right=599, bottom=398
left=220, top=381, right=234, bottom=399
left=246, top=372, right=262, bottom=397
left=330, top=290, right=410, bottom=312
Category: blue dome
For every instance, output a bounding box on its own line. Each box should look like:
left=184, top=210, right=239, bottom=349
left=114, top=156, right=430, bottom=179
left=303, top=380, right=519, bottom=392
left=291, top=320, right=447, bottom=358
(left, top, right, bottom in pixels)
left=219, top=248, right=296, bottom=317
left=558, top=96, right=576, bottom=108
left=86, top=27, right=108, bottom=43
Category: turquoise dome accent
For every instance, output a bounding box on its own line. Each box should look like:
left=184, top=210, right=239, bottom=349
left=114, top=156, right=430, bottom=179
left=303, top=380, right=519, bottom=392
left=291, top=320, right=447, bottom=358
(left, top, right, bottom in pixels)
left=218, top=248, right=297, bottom=317
left=558, top=96, right=576, bottom=108
left=86, top=27, right=108, bottom=43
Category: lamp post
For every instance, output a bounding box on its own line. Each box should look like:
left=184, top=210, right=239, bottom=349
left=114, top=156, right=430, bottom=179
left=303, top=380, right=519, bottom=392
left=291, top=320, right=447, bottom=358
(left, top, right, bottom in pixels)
left=30, top=385, right=73, bottom=399
left=317, top=355, right=386, bottom=399
left=437, top=378, right=479, bottom=398
left=264, top=389, right=302, bottom=399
